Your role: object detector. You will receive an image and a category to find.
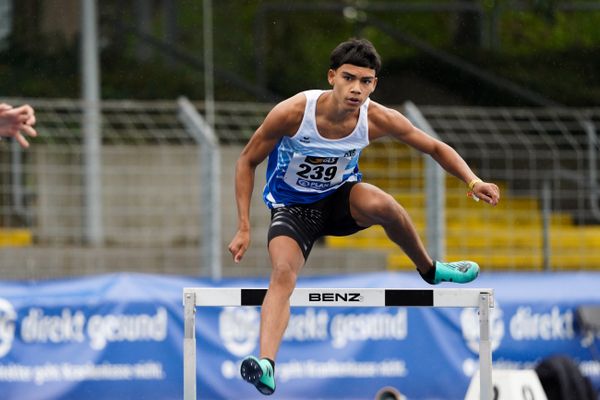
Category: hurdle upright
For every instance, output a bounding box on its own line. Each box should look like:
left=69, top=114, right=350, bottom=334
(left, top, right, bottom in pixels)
left=183, top=287, right=494, bottom=400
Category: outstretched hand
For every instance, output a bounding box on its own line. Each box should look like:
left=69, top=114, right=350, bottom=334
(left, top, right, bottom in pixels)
left=472, top=181, right=500, bottom=206
left=228, top=229, right=250, bottom=263
left=0, top=103, right=37, bottom=148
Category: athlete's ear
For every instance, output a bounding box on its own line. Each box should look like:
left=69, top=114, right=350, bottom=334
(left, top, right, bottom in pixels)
left=327, top=69, right=336, bottom=86
left=371, top=76, right=379, bottom=93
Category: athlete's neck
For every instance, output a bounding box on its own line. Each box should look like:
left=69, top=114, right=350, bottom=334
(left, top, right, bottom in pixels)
left=313, top=91, right=362, bottom=140
left=318, top=91, right=360, bottom=123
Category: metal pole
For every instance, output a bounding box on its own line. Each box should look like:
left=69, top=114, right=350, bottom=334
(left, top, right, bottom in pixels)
left=583, top=120, right=600, bottom=221
left=404, top=101, right=446, bottom=261
left=479, top=292, right=493, bottom=400
left=425, top=151, right=446, bottom=261
left=202, top=1, right=220, bottom=280
left=183, top=292, right=197, bottom=400
left=162, top=0, right=178, bottom=67
left=178, top=97, right=222, bottom=280
left=203, top=0, right=215, bottom=130
left=135, top=0, right=152, bottom=62
left=487, top=0, right=502, bottom=51
left=542, top=180, right=551, bottom=271
left=10, top=140, right=25, bottom=219
left=199, top=143, right=222, bottom=280
left=209, top=147, right=222, bottom=280
left=81, top=0, right=103, bottom=246
left=0, top=0, right=12, bottom=51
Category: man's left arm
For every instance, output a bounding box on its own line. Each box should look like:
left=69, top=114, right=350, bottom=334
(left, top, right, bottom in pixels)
left=373, top=104, right=500, bottom=205
left=423, top=134, right=500, bottom=205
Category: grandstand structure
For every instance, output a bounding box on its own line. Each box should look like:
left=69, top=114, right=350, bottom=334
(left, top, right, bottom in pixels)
left=330, top=106, right=600, bottom=270
left=0, top=98, right=598, bottom=279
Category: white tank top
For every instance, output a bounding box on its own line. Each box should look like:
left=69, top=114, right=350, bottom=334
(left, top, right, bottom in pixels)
left=262, top=89, right=370, bottom=208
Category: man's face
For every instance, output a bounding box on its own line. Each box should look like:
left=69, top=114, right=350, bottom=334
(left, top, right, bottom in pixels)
left=328, top=64, right=378, bottom=109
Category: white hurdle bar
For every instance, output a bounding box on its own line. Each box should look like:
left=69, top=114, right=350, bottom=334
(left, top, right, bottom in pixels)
left=183, top=287, right=494, bottom=400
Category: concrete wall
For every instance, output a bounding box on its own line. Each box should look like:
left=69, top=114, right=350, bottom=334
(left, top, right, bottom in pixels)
left=0, top=145, right=386, bottom=279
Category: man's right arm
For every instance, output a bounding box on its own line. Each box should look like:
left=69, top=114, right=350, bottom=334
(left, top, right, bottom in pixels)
left=228, top=95, right=304, bottom=263
left=228, top=124, right=279, bottom=263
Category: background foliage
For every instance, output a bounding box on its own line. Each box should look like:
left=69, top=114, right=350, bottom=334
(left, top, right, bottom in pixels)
left=1, top=0, right=599, bottom=105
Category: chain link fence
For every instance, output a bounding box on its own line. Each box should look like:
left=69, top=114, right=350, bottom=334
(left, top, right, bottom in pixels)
left=0, top=98, right=385, bottom=279
left=0, top=99, right=203, bottom=279
left=332, top=105, right=600, bottom=271
left=422, top=106, right=600, bottom=270
left=0, top=98, right=598, bottom=280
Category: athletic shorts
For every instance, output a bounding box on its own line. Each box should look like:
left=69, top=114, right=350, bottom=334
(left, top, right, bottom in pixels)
left=267, top=181, right=367, bottom=260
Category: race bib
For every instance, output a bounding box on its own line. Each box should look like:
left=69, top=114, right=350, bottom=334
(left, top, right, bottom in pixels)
left=283, top=154, right=350, bottom=192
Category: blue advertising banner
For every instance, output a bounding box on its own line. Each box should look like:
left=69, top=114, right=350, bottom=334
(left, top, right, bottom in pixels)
left=0, top=272, right=598, bottom=399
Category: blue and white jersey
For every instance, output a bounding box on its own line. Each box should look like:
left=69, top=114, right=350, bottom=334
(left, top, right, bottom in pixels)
left=263, top=90, right=370, bottom=208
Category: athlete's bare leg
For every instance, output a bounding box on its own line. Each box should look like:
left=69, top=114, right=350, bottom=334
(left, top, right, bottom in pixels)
left=260, top=235, right=305, bottom=360
left=349, top=182, right=433, bottom=274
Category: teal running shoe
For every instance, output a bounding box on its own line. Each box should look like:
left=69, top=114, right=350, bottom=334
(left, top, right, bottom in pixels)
left=240, top=356, right=276, bottom=395
left=421, top=261, right=479, bottom=285
left=430, top=260, right=479, bottom=284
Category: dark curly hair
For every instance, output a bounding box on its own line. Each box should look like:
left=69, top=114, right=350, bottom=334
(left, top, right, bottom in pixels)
left=329, top=38, right=381, bottom=74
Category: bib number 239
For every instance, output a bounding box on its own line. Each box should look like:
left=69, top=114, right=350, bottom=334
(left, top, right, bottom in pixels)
left=284, top=155, right=348, bottom=191
left=297, top=164, right=337, bottom=181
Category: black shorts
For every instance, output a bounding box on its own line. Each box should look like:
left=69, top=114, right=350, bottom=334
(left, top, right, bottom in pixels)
left=267, top=181, right=367, bottom=260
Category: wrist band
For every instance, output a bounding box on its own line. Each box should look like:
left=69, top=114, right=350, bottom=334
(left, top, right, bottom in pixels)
left=468, top=178, right=482, bottom=191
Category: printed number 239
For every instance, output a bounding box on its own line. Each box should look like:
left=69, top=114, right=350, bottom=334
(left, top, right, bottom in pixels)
left=297, top=164, right=337, bottom=181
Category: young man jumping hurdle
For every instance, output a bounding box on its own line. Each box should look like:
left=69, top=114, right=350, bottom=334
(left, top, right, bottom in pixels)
left=228, top=38, right=500, bottom=396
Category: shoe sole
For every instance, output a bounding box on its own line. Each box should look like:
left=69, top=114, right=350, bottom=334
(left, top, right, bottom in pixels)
left=240, top=357, right=262, bottom=385
left=240, top=358, right=275, bottom=396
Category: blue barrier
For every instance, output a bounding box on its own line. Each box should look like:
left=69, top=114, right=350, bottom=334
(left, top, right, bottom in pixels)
left=0, top=272, right=598, bottom=399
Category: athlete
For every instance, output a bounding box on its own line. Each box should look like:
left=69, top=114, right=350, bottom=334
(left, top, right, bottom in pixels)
left=0, top=103, right=37, bottom=148
left=228, top=38, right=500, bottom=395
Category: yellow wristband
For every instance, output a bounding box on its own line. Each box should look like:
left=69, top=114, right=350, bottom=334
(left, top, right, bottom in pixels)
left=468, top=179, right=482, bottom=191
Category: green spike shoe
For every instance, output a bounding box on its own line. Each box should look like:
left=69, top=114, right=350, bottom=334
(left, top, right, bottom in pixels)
left=432, top=260, right=479, bottom=284
left=240, top=356, right=276, bottom=396
left=421, top=261, right=479, bottom=285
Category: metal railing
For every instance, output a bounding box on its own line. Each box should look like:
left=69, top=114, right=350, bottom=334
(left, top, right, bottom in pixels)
left=178, top=97, right=222, bottom=280
left=416, top=105, right=600, bottom=270
left=1, top=98, right=204, bottom=278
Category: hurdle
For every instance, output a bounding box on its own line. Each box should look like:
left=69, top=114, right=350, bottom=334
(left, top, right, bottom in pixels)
left=183, top=287, right=494, bottom=400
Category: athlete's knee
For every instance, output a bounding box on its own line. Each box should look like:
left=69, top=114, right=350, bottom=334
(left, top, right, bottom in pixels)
left=270, top=261, right=298, bottom=292
left=362, top=192, right=403, bottom=223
